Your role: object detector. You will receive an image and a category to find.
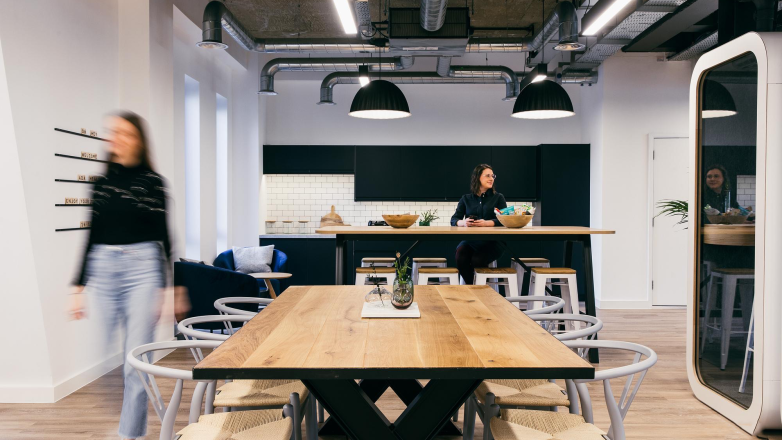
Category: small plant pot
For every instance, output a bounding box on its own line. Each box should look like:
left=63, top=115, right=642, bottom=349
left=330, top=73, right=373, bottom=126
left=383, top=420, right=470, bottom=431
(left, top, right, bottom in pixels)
left=419, top=221, right=431, bottom=226
left=392, top=279, right=414, bottom=309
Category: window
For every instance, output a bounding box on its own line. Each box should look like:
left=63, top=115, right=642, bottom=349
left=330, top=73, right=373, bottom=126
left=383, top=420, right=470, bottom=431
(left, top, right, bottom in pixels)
left=184, top=75, right=200, bottom=259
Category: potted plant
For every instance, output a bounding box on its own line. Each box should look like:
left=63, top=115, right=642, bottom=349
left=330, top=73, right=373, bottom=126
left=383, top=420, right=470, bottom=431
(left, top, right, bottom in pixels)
left=655, top=199, right=688, bottom=226
left=392, top=252, right=414, bottom=309
left=418, top=209, right=439, bottom=226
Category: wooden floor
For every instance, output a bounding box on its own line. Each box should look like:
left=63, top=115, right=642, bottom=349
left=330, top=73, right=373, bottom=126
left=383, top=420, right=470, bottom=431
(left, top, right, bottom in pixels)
left=0, top=309, right=756, bottom=439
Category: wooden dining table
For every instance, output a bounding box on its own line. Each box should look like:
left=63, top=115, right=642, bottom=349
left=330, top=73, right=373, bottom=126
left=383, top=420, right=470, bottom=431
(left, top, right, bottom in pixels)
left=194, top=285, right=594, bottom=440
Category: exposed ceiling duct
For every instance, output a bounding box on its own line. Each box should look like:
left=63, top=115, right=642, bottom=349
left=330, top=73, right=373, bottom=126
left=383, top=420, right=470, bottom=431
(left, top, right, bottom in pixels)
left=198, top=0, right=384, bottom=53
left=668, top=30, right=718, bottom=60
left=318, top=72, right=511, bottom=105
left=198, top=1, right=583, bottom=55
left=435, top=57, right=452, bottom=76
left=318, top=69, right=598, bottom=105
left=259, top=57, right=404, bottom=95
left=448, top=66, right=520, bottom=100
left=354, top=0, right=374, bottom=39
left=574, top=0, right=688, bottom=68
left=420, top=0, right=449, bottom=32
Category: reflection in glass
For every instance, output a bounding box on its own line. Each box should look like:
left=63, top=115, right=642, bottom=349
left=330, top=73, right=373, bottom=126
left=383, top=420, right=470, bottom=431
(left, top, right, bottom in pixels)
left=697, top=53, right=757, bottom=409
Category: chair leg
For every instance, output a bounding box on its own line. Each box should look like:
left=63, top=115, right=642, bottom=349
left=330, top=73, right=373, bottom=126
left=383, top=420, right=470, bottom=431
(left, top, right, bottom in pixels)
left=739, top=309, right=754, bottom=393
left=447, top=273, right=459, bottom=285
left=463, top=395, right=477, bottom=440
left=290, top=392, right=302, bottom=440
left=700, top=274, right=720, bottom=357
left=483, top=393, right=498, bottom=440
left=507, top=275, right=520, bottom=307
left=355, top=273, right=367, bottom=286
left=417, top=274, right=430, bottom=286
left=532, top=273, right=547, bottom=310
left=305, top=396, right=317, bottom=440
left=720, top=276, right=738, bottom=370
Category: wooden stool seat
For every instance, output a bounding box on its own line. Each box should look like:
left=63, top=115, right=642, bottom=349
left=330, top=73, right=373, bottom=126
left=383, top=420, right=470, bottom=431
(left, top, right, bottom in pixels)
left=356, top=267, right=396, bottom=274
left=419, top=267, right=459, bottom=274
left=413, top=257, right=447, bottom=263
left=713, top=268, right=754, bottom=275
left=517, top=258, right=551, bottom=264
left=417, top=267, right=460, bottom=285
left=475, top=267, right=518, bottom=275
left=412, top=257, right=448, bottom=284
left=531, top=267, right=576, bottom=275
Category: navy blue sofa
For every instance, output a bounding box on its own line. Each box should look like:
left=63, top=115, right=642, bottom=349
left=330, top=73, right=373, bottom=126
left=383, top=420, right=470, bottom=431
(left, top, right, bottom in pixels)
left=173, top=249, right=288, bottom=328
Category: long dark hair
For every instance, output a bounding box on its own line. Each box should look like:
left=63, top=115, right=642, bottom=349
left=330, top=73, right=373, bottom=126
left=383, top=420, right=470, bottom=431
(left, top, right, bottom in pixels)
left=470, top=164, right=494, bottom=195
left=108, top=111, right=156, bottom=172
left=705, top=164, right=730, bottom=193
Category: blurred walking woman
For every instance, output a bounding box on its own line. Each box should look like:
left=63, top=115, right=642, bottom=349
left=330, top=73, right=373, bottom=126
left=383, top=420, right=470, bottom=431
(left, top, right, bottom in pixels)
left=451, top=164, right=507, bottom=284
left=68, top=112, right=177, bottom=440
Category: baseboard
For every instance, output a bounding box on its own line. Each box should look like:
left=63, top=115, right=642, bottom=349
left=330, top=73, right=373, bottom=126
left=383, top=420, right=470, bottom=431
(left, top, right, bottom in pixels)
left=0, top=351, right=122, bottom=403
left=595, top=299, right=654, bottom=309
left=0, top=341, right=176, bottom=403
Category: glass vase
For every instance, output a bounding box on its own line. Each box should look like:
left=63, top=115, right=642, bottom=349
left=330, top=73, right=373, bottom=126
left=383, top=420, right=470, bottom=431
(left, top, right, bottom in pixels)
left=365, top=285, right=392, bottom=307
left=392, top=278, right=414, bottom=309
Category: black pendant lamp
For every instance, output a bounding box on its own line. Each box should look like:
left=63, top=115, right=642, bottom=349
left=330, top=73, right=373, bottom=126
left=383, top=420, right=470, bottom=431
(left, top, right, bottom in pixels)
left=511, top=80, right=575, bottom=119
left=349, top=79, right=411, bottom=120
left=702, top=80, right=737, bottom=119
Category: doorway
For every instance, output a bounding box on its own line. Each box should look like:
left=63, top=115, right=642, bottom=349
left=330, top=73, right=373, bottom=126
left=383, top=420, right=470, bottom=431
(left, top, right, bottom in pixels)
left=649, top=136, right=689, bottom=306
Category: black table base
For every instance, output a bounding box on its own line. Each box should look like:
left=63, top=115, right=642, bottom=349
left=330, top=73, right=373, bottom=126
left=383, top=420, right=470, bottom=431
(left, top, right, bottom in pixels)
left=304, top=378, right=481, bottom=440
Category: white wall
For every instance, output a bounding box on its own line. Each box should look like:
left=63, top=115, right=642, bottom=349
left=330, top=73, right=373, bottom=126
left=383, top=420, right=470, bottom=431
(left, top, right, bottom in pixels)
left=582, top=53, right=695, bottom=308
left=0, top=0, right=263, bottom=402
left=265, top=79, right=584, bottom=145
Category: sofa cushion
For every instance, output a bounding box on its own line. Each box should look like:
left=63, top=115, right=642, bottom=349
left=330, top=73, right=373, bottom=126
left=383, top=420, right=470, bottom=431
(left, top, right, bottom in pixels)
left=232, top=245, right=275, bottom=274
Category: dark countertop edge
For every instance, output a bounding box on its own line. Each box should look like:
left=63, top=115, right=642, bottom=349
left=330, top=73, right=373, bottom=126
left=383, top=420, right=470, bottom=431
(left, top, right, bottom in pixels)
left=260, top=234, right=336, bottom=239
left=192, top=366, right=595, bottom=381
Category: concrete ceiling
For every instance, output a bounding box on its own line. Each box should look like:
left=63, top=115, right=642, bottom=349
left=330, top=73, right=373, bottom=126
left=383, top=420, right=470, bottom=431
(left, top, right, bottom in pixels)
left=222, top=0, right=561, bottom=39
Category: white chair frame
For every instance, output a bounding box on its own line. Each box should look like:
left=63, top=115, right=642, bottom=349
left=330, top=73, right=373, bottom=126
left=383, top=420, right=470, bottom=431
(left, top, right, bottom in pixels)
left=126, top=340, right=294, bottom=440
left=214, top=296, right=273, bottom=316
left=176, top=315, right=316, bottom=440
left=505, top=295, right=566, bottom=315
left=463, top=315, right=604, bottom=440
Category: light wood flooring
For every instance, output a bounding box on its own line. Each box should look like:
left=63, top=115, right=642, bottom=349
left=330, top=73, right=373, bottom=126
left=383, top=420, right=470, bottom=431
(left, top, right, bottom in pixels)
left=0, top=309, right=756, bottom=439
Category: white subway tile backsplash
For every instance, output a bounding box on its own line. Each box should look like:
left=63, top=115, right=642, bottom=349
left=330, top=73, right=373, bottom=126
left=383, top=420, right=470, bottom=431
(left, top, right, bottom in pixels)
left=264, top=174, right=536, bottom=233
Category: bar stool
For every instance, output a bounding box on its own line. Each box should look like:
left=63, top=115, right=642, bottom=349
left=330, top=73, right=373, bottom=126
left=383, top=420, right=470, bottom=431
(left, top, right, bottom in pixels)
left=412, top=257, right=447, bottom=284
left=700, top=268, right=754, bottom=370
left=361, top=257, right=395, bottom=267
left=355, top=267, right=397, bottom=286
left=511, top=258, right=551, bottom=296
left=417, top=267, right=459, bottom=285
left=475, top=268, right=519, bottom=300
left=531, top=268, right=580, bottom=318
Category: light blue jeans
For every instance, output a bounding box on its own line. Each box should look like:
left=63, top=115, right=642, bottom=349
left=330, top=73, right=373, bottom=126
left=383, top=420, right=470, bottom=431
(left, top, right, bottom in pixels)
left=86, top=242, right=165, bottom=439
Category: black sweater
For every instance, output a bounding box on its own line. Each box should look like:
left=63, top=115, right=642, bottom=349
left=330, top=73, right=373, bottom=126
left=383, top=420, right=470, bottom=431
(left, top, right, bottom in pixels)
left=74, top=164, right=172, bottom=286
left=450, top=189, right=508, bottom=226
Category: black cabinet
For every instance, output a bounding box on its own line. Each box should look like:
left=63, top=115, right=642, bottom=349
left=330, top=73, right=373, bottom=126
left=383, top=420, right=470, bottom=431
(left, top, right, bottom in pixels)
left=355, top=146, right=403, bottom=201
left=259, top=237, right=336, bottom=291
left=400, top=146, right=448, bottom=200
left=444, top=146, right=494, bottom=200
left=491, top=146, right=538, bottom=200
left=263, top=145, right=354, bottom=174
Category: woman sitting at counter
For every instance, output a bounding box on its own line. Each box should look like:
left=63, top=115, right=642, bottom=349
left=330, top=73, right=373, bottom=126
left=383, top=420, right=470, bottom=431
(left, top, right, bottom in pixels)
left=704, top=164, right=740, bottom=213
left=450, top=164, right=507, bottom=284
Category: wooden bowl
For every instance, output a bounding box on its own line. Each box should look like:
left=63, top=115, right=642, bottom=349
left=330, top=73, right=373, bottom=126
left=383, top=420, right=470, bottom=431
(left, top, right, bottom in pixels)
left=382, top=214, right=420, bottom=229
left=496, top=214, right=533, bottom=228
left=707, top=214, right=748, bottom=225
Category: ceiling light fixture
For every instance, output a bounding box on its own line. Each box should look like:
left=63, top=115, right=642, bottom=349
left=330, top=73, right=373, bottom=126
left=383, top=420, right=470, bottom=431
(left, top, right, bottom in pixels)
left=511, top=80, right=575, bottom=119
left=358, top=65, right=370, bottom=87
left=333, top=0, right=358, bottom=35
left=582, top=0, right=634, bottom=36
left=554, top=41, right=586, bottom=51
left=196, top=41, right=228, bottom=50
left=702, top=80, right=737, bottom=118
left=349, top=80, right=410, bottom=119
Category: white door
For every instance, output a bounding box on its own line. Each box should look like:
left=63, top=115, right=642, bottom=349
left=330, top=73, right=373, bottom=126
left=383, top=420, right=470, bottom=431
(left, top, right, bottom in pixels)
left=652, top=137, right=689, bottom=306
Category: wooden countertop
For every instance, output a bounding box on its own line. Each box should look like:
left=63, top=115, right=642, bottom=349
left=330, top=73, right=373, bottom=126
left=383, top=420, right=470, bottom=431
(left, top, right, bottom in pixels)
left=315, top=226, right=615, bottom=235
left=193, top=285, right=594, bottom=380
left=702, top=224, right=755, bottom=246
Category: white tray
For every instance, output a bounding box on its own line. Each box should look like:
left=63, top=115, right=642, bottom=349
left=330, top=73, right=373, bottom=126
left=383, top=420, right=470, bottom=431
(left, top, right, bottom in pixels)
left=361, top=301, right=420, bottom=318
